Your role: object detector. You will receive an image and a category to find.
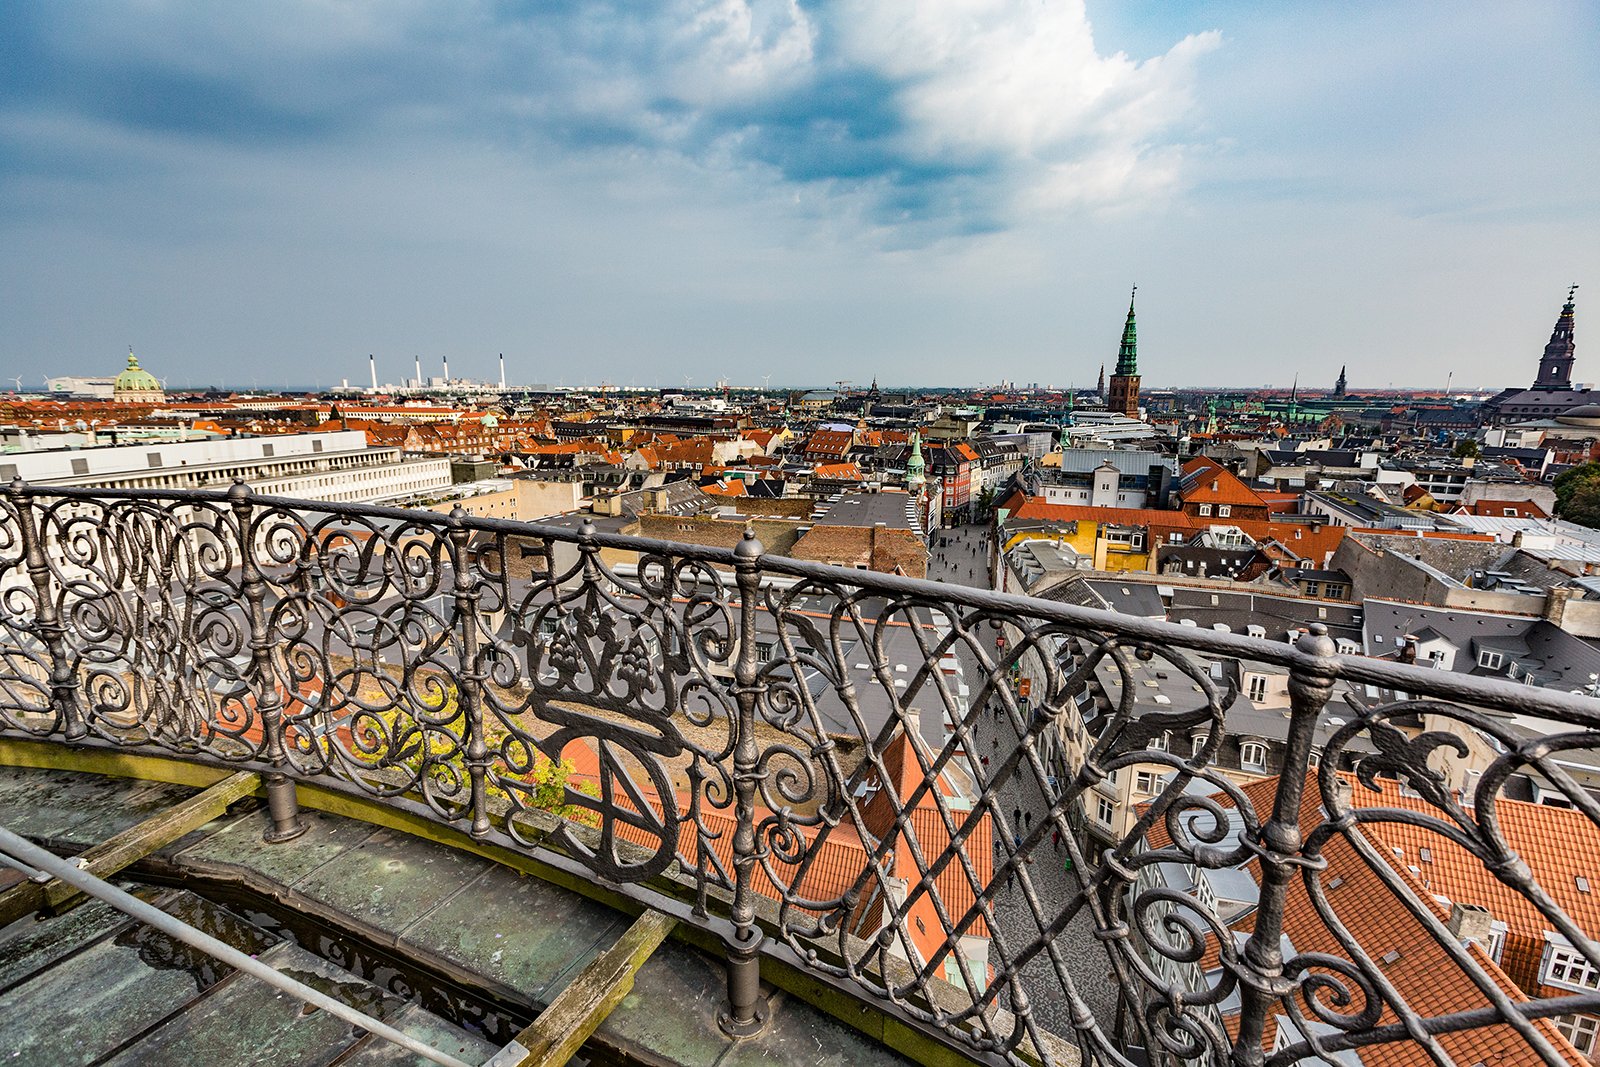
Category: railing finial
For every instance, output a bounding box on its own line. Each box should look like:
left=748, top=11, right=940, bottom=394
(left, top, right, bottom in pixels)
left=734, top=528, right=764, bottom=561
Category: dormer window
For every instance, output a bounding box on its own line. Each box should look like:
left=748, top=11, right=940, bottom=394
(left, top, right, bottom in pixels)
left=1478, top=650, right=1503, bottom=670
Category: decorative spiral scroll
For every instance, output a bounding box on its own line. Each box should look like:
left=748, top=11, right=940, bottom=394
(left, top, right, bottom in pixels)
left=2, top=488, right=1597, bottom=1067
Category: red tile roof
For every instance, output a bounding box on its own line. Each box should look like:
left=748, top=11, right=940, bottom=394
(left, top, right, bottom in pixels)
left=1146, top=771, right=1585, bottom=1066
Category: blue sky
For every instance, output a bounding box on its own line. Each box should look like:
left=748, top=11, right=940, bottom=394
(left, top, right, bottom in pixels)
left=1, top=1, right=1596, bottom=390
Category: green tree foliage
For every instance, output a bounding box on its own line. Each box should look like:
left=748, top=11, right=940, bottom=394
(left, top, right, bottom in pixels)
left=356, top=682, right=599, bottom=825
left=1555, top=462, right=1600, bottom=529
left=1452, top=439, right=1479, bottom=459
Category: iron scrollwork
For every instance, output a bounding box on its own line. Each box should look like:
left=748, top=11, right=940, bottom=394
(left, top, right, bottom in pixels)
left=1, top=482, right=1597, bottom=1067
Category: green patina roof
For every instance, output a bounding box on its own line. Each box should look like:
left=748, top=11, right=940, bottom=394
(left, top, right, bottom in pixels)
left=114, top=349, right=161, bottom=392
left=1114, top=288, right=1138, bottom=377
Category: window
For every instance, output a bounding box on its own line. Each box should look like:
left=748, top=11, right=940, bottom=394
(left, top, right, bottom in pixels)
left=1478, top=650, right=1503, bottom=670
left=1217, top=506, right=1231, bottom=518
left=1555, top=1014, right=1599, bottom=1055
left=1247, top=675, right=1268, bottom=702
left=1135, top=770, right=1162, bottom=795
left=1302, top=581, right=1320, bottom=597
left=1428, top=649, right=1447, bottom=668
left=1198, top=504, right=1212, bottom=516
left=1240, top=741, right=1268, bottom=772
left=1147, top=732, right=1168, bottom=752
left=1546, top=946, right=1600, bottom=991
left=1096, top=797, right=1115, bottom=826
left=1190, top=733, right=1206, bottom=756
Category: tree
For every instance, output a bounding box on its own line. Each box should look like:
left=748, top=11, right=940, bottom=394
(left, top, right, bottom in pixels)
left=358, top=681, right=599, bottom=825
left=1452, top=439, right=1479, bottom=459
left=1555, top=462, right=1600, bottom=528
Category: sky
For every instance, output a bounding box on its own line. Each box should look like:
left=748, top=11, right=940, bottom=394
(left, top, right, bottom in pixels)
left=1, top=1, right=1596, bottom=391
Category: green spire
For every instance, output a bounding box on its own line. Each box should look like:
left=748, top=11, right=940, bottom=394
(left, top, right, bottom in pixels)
left=905, top=430, right=925, bottom=489
left=1115, top=286, right=1138, bottom=376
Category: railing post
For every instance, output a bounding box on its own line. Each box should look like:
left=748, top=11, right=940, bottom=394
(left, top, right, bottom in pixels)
left=228, top=481, right=306, bottom=843
left=7, top=479, right=86, bottom=740
left=1230, top=623, right=1336, bottom=1065
left=447, top=508, right=492, bottom=840
left=718, top=530, right=770, bottom=1038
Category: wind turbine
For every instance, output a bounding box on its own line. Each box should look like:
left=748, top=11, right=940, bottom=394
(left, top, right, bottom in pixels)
left=9, top=376, right=21, bottom=392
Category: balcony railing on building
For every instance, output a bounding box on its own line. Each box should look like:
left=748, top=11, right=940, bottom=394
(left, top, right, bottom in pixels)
left=1, top=481, right=1597, bottom=1067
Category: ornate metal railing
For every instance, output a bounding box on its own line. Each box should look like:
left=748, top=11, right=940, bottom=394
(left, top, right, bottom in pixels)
left=1, top=481, right=1597, bottom=1067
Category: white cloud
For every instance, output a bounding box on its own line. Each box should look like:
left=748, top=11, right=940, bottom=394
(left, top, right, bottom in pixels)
left=831, top=0, right=1218, bottom=213
left=667, top=0, right=817, bottom=106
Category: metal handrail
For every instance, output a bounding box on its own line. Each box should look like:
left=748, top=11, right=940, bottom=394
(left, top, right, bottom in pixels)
left=11, top=480, right=1597, bottom=721
left=1, top=479, right=1596, bottom=1067
left=0, top=825, right=474, bottom=1067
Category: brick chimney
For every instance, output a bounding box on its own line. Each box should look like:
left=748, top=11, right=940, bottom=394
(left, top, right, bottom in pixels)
left=1545, top=586, right=1573, bottom=628
left=1447, top=901, right=1494, bottom=951
left=1399, top=635, right=1419, bottom=665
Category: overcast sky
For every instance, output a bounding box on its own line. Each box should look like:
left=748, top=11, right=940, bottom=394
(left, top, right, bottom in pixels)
left=2, top=1, right=1596, bottom=390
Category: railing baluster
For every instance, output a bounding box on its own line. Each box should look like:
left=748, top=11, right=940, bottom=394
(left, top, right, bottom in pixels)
left=7, top=479, right=86, bottom=740
left=228, top=481, right=305, bottom=843
left=718, top=530, right=770, bottom=1037
left=447, top=508, right=491, bottom=839
left=1230, top=623, right=1337, bottom=1065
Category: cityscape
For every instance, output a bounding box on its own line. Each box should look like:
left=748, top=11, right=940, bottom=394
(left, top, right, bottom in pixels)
left=2, top=5, right=1598, bottom=1067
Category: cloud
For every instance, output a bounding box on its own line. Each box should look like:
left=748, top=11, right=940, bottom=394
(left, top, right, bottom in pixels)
left=0, top=0, right=1215, bottom=239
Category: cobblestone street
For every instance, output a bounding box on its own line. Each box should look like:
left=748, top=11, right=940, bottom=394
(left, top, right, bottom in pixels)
left=926, top=524, right=1119, bottom=1041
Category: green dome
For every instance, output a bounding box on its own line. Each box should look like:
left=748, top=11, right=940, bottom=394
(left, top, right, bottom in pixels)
left=114, top=349, right=160, bottom=393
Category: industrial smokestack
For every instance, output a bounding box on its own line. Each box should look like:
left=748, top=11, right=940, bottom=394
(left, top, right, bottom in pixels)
left=369, top=354, right=377, bottom=391
left=499, top=353, right=506, bottom=390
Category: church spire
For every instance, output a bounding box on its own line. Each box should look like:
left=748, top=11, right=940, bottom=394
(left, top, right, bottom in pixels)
left=1534, top=284, right=1579, bottom=390
left=1115, top=286, right=1138, bottom=376
left=905, top=430, right=925, bottom=490
left=1334, top=365, right=1348, bottom=398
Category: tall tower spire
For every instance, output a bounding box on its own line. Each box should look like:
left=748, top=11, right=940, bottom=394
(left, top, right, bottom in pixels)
left=1107, top=286, right=1142, bottom=418
left=1534, top=285, right=1579, bottom=390
left=1115, top=286, right=1138, bottom=376
left=1334, top=365, right=1347, bottom=398
left=905, top=431, right=925, bottom=490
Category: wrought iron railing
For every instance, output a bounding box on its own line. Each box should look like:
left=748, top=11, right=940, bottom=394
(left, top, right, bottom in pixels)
left=1, top=481, right=1597, bottom=1067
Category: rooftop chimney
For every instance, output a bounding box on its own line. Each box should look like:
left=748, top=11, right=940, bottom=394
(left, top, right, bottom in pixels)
left=369, top=354, right=377, bottom=391
left=1545, top=586, right=1572, bottom=627
left=499, top=353, right=506, bottom=390
left=1399, top=635, right=1419, bottom=665
left=1447, top=902, right=1494, bottom=952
